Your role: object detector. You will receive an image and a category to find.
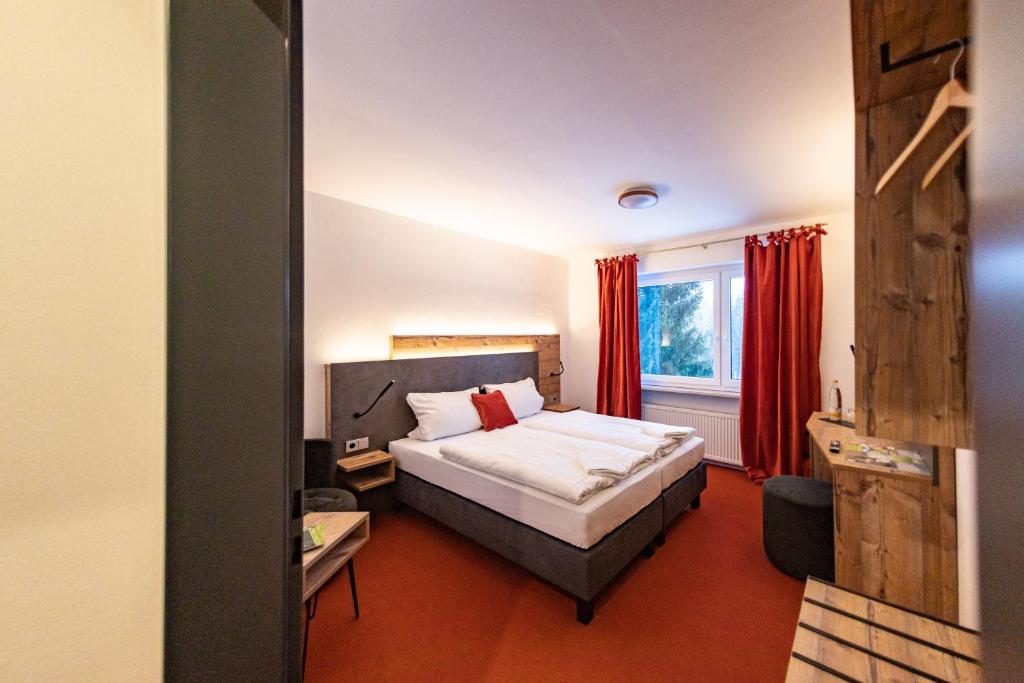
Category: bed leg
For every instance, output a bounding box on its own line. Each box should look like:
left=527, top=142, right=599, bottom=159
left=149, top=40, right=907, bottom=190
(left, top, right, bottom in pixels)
left=641, top=542, right=656, bottom=558
left=576, top=598, right=594, bottom=625
left=691, top=493, right=701, bottom=510
left=654, top=531, right=666, bottom=546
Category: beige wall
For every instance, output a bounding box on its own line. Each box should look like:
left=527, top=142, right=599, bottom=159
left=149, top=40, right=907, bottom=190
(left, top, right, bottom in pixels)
left=304, top=191, right=569, bottom=437
left=564, top=211, right=856, bottom=414
left=0, top=3, right=166, bottom=681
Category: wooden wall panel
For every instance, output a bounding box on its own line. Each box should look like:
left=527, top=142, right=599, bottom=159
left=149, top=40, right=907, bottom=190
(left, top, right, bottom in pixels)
left=937, top=448, right=960, bottom=618
left=852, top=0, right=973, bottom=448
left=851, top=0, right=969, bottom=112
left=855, top=87, right=972, bottom=448
left=390, top=335, right=562, bottom=404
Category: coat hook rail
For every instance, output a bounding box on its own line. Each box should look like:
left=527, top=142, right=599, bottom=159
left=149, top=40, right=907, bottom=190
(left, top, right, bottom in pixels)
left=880, top=37, right=970, bottom=73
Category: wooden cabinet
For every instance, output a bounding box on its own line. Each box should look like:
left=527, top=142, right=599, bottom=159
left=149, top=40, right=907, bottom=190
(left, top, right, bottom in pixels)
left=832, top=451, right=959, bottom=622
left=807, top=414, right=959, bottom=622
left=852, top=0, right=973, bottom=448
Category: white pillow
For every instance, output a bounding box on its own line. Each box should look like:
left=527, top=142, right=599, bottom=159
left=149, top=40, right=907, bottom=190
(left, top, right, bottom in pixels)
left=482, top=377, right=544, bottom=419
left=406, top=387, right=481, bottom=441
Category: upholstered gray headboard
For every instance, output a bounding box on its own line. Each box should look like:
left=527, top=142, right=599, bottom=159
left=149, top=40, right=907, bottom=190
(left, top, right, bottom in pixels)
left=326, top=352, right=539, bottom=458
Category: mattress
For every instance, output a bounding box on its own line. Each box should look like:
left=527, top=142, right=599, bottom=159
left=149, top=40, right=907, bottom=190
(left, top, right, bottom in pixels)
left=389, top=418, right=662, bottom=549
left=654, top=436, right=706, bottom=489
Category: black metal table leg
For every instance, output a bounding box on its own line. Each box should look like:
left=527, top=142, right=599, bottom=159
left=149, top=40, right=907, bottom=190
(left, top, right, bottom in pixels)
left=302, top=557, right=360, bottom=677
left=302, top=591, right=319, bottom=678
left=348, top=558, right=359, bottom=619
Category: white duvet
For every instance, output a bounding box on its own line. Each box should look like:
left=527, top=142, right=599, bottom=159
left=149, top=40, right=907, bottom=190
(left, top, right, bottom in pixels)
left=438, top=426, right=652, bottom=504
left=525, top=410, right=696, bottom=459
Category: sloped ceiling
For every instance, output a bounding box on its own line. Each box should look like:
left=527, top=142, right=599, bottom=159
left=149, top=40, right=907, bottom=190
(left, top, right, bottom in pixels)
left=305, top=0, right=854, bottom=256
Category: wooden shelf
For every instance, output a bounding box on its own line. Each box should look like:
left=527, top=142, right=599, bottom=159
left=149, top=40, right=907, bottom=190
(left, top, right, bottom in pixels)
left=542, top=403, right=578, bottom=413
left=337, top=450, right=395, bottom=492
left=337, top=450, right=392, bottom=472
left=345, top=468, right=394, bottom=492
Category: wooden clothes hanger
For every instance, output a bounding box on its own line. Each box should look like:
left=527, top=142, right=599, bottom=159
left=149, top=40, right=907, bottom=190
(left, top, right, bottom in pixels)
left=875, top=41, right=974, bottom=194
left=922, top=118, right=976, bottom=188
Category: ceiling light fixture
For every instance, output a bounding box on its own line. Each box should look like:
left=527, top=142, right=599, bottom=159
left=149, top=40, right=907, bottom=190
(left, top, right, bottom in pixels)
left=618, top=188, right=658, bottom=209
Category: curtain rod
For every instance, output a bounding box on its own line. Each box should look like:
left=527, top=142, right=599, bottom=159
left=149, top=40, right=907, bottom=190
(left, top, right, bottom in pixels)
left=630, top=222, right=829, bottom=257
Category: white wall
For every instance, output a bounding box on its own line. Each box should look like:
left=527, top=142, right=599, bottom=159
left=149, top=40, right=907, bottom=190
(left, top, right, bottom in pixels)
left=955, top=448, right=980, bottom=629
left=0, top=3, right=166, bottom=681
left=565, top=249, right=604, bottom=412
left=565, top=211, right=856, bottom=414
left=305, top=192, right=569, bottom=437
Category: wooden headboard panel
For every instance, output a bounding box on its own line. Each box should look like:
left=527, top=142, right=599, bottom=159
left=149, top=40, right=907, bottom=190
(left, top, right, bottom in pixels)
left=390, top=334, right=561, bottom=405
left=325, top=351, right=539, bottom=455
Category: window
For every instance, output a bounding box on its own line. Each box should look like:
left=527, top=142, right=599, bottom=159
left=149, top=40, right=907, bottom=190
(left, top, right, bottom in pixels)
left=638, top=266, right=743, bottom=393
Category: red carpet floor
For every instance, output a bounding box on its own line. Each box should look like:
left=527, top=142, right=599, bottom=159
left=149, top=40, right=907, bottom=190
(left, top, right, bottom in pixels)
left=306, top=466, right=804, bottom=682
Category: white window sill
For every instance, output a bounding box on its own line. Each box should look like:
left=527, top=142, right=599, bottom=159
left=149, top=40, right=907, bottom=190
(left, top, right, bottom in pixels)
left=641, top=384, right=741, bottom=399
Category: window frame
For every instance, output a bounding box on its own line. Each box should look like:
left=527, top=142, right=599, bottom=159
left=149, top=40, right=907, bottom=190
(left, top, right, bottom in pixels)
left=721, top=267, right=744, bottom=391
left=638, top=264, right=743, bottom=396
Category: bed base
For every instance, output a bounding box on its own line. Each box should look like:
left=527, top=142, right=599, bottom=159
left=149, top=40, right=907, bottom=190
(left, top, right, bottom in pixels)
left=393, top=462, right=707, bottom=624
left=662, top=461, right=707, bottom=526
left=576, top=598, right=594, bottom=625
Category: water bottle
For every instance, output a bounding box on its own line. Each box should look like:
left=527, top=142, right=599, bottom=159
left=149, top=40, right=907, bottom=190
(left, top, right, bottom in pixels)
left=828, top=380, right=843, bottom=421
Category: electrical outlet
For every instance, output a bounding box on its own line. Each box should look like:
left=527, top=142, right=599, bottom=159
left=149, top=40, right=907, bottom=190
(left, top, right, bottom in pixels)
left=345, top=436, right=369, bottom=453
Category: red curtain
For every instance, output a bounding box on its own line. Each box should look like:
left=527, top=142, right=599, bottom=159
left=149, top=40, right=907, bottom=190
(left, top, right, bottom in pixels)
left=596, top=255, right=642, bottom=418
left=739, top=226, right=825, bottom=483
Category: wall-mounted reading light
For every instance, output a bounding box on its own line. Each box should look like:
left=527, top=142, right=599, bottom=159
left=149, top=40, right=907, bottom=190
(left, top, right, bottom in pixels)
left=353, top=379, right=395, bottom=419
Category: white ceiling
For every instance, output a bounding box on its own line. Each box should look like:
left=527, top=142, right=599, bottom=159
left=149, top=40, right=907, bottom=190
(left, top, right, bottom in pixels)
left=304, top=0, right=855, bottom=257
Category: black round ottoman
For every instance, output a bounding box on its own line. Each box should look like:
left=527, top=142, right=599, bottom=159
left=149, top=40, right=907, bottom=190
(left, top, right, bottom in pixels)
left=304, top=487, right=357, bottom=513
left=762, top=475, right=835, bottom=581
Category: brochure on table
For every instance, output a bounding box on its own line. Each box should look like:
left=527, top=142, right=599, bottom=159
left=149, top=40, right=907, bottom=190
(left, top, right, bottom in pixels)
left=844, top=443, right=930, bottom=476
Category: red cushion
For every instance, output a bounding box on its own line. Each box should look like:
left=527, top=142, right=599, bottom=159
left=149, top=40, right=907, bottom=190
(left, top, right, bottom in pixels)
left=471, top=391, right=519, bottom=431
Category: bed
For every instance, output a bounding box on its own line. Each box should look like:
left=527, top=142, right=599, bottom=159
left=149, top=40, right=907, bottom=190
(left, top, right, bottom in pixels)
left=325, top=351, right=707, bottom=623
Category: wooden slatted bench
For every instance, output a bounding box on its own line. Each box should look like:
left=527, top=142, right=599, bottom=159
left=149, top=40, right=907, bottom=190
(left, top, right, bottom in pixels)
left=787, top=577, right=981, bottom=682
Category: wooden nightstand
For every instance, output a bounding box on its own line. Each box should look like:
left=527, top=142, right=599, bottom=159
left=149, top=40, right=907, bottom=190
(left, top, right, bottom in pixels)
left=337, top=450, right=395, bottom=492
left=542, top=403, right=579, bottom=413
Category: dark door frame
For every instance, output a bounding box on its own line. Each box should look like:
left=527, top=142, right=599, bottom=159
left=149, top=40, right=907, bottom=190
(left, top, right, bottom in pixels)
left=166, top=1, right=304, bottom=679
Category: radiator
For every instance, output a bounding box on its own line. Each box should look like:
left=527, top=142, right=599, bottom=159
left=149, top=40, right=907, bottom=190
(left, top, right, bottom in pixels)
left=642, top=404, right=743, bottom=468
